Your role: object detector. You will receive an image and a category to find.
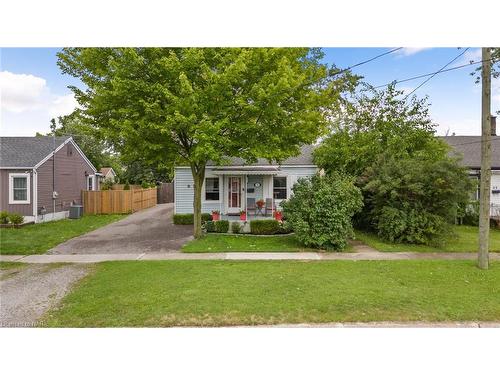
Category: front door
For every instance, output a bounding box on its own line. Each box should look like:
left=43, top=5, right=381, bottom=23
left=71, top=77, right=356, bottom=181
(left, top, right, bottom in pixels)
left=227, top=176, right=242, bottom=214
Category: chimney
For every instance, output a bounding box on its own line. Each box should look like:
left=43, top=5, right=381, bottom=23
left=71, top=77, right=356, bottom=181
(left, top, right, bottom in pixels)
left=492, top=116, right=497, bottom=136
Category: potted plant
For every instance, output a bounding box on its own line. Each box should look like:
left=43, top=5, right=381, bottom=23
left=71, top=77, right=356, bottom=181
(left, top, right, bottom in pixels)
left=239, top=210, right=247, bottom=221
left=211, top=210, right=220, bottom=221
left=274, top=209, right=283, bottom=222
left=256, top=199, right=265, bottom=209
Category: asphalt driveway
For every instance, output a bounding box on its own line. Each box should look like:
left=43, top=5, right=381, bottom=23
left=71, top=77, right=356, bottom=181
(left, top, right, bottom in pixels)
left=48, top=204, right=193, bottom=254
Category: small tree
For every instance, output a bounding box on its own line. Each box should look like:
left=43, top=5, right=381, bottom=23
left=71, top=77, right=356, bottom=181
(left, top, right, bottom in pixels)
left=58, top=48, right=357, bottom=237
left=282, top=174, right=363, bottom=250
left=360, top=154, right=473, bottom=244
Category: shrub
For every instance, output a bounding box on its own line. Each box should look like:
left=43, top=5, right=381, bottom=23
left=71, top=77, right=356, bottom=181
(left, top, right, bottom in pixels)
left=214, top=220, right=229, bottom=233
left=8, top=213, right=24, bottom=225
left=204, top=221, right=215, bottom=232
left=0, top=211, right=9, bottom=224
left=123, top=182, right=130, bottom=190
left=101, top=178, right=114, bottom=191
left=282, top=174, right=363, bottom=250
left=250, top=219, right=281, bottom=235
left=231, top=221, right=242, bottom=234
left=360, top=154, right=473, bottom=245
left=458, top=200, right=480, bottom=226
left=173, top=213, right=212, bottom=225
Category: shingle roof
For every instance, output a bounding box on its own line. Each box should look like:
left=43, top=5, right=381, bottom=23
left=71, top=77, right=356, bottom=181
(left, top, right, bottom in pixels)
left=439, top=136, right=500, bottom=169
left=206, top=144, right=315, bottom=166
left=0, top=136, right=70, bottom=168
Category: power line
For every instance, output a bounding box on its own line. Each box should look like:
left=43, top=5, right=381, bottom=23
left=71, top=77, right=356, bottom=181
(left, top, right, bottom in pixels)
left=333, top=47, right=403, bottom=76
left=372, top=58, right=497, bottom=90
left=403, top=48, right=469, bottom=99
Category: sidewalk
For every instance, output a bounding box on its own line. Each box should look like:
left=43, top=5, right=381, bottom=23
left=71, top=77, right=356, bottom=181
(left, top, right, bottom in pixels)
left=2, top=251, right=499, bottom=263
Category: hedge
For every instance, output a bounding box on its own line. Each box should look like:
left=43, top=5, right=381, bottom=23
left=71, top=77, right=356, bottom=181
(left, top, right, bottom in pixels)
left=250, top=220, right=281, bottom=235
left=173, top=213, right=212, bottom=225
left=214, top=220, right=229, bottom=233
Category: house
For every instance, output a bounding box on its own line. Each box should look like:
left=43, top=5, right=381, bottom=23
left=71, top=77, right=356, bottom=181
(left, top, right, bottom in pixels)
left=439, top=116, right=500, bottom=213
left=0, top=136, right=99, bottom=223
left=174, top=145, right=318, bottom=217
left=99, top=167, right=117, bottom=182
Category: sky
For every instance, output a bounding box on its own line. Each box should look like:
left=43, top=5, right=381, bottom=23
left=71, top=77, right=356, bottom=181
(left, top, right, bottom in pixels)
left=1, top=47, right=499, bottom=137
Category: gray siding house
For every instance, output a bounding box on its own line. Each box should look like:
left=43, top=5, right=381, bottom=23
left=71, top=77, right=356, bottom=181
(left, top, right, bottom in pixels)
left=174, top=145, right=318, bottom=215
left=0, top=136, right=98, bottom=223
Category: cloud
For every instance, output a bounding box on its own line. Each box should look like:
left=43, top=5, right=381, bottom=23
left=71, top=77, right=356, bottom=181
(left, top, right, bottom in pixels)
left=0, top=71, right=47, bottom=112
left=397, top=48, right=431, bottom=57
left=0, top=71, right=78, bottom=136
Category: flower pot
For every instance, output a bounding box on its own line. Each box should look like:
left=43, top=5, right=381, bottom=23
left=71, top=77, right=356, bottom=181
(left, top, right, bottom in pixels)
left=274, top=211, right=283, bottom=221
left=212, top=213, right=220, bottom=221
left=240, top=213, right=247, bottom=221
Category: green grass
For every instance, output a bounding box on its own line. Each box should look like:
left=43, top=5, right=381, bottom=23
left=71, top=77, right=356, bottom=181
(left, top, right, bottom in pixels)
left=0, top=261, right=25, bottom=270
left=355, top=225, right=500, bottom=253
left=0, top=214, right=126, bottom=255
left=44, top=260, right=500, bottom=327
left=182, top=234, right=313, bottom=252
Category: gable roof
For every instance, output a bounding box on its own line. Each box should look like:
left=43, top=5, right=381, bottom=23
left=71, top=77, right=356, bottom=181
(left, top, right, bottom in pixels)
left=206, top=145, right=315, bottom=167
left=100, top=167, right=115, bottom=176
left=0, top=136, right=71, bottom=168
left=439, top=136, right=500, bottom=169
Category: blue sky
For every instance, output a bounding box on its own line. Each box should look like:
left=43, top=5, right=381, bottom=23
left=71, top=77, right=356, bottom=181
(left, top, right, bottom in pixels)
left=1, top=47, right=498, bottom=137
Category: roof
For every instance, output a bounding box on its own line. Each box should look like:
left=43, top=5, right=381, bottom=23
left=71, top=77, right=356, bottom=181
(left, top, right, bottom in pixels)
left=206, top=144, right=315, bottom=167
left=439, top=136, right=500, bottom=169
left=0, top=136, right=71, bottom=168
left=100, top=167, right=115, bottom=176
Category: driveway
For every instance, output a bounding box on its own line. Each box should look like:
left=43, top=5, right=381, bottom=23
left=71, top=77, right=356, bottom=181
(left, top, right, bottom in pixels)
left=48, top=204, right=193, bottom=254
left=0, top=263, right=89, bottom=327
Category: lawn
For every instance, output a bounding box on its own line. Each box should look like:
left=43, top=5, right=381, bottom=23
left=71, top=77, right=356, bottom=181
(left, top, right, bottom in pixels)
left=44, top=260, right=500, bottom=327
left=182, top=233, right=311, bottom=252
left=355, top=225, right=500, bottom=253
left=0, top=214, right=126, bottom=255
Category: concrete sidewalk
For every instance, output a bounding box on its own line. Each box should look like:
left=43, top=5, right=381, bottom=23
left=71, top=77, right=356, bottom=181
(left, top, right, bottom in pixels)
left=2, top=251, right=499, bottom=263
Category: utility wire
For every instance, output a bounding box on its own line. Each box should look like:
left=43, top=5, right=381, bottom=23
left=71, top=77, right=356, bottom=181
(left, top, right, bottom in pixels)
left=403, top=48, right=469, bottom=99
left=372, top=58, right=497, bottom=90
left=333, top=47, right=403, bottom=76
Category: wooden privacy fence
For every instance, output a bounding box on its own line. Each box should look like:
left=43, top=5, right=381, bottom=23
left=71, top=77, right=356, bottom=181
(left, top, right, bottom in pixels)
left=82, top=188, right=157, bottom=214
left=157, top=182, right=174, bottom=203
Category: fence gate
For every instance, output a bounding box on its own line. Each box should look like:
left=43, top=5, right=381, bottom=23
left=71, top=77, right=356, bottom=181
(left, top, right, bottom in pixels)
left=157, top=182, right=174, bottom=203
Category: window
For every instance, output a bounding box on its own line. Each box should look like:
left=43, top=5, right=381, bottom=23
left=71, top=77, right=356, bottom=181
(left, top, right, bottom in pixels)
left=273, top=176, right=287, bottom=200
left=205, top=177, right=220, bottom=201
left=9, top=173, right=30, bottom=204
left=87, top=176, right=94, bottom=191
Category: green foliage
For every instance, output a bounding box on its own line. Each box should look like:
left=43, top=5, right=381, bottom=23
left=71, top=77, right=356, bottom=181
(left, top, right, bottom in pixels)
left=57, top=47, right=358, bottom=237
left=214, top=220, right=229, bottom=233
left=8, top=213, right=24, bottom=225
left=250, top=220, right=281, bottom=235
left=361, top=154, right=473, bottom=245
left=173, top=213, right=212, bottom=225
left=123, top=182, right=130, bottom=190
left=314, top=84, right=448, bottom=177
left=282, top=174, right=363, bottom=250
left=231, top=222, right=242, bottom=234
left=204, top=221, right=215, bottom=233
left=0, top=211, right=9, bottom=224
left=101, top=178, right=114, bottom=191
left=122, top=160, right=172, bottom=185
left=458, top=201, right=480, bottom=226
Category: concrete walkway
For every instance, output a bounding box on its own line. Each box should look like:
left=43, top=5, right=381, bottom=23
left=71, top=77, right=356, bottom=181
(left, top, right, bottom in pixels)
left=2, top=251, right=499, bottom=263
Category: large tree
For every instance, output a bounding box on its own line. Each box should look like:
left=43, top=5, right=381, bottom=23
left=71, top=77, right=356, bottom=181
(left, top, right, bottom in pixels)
left=58, top=48, right=356, bottom=237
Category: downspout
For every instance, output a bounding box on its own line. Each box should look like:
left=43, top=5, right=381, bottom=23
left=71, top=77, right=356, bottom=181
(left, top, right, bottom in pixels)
left=32, top=169, right=38, bottom=223
left=52, top=135, right=56, bottom=219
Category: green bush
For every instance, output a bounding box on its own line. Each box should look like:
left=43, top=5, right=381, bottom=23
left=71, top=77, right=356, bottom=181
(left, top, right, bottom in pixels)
left=123, top=182, right=130, bottom=190
left=458, top=201, right=480, bottom=226
left=8, top=213, right=24, bottom=225
left=101, top=178, right=114, bottom=191
left=231, top=221, right=242, bottom=234
left=361, top=154, right=473, bottom=245
left=214, top=220, right=229, bottom=233
left=0, top=211, right=9, bottom=224
left=204, top=221, right=215, bottom=232
left=282, top=174, right=363, bottom=250
left=173, top=213, right=212, bottom=225
left=250, top=220, right=281, bottom=235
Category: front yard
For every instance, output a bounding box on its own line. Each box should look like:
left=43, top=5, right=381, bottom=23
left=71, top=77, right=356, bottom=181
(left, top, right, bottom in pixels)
left=182, top=234, right=311, bottom=253
left=44, top=260, right=500, bottom=327
left=0, top=215, right=126, bottom=255
left=355, top=225, right=500, bottom=253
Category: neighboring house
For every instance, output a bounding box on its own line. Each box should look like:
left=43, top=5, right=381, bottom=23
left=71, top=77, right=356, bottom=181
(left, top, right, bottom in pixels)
left=0, top=136, right=98, bottom=223
left=174, top=145, right=318, bottom=215
left=440, top=117, right=500, bottom=213
left=99, top=167, right=117, bottom=185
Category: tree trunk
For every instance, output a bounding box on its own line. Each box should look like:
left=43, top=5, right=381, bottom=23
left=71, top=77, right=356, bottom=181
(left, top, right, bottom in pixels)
left=191, top=164, right=205, bottom=239
left=478, top=47, right=492, bottom=270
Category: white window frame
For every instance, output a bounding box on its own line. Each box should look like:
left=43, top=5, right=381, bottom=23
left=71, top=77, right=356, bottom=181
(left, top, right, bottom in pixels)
left=9, top=173, right=31, bottom=204
left=87, top=175, right=95, bottom=191
left=273, top=176, right=288, bottom=200
left=202, top=175, right=221, bottom=203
